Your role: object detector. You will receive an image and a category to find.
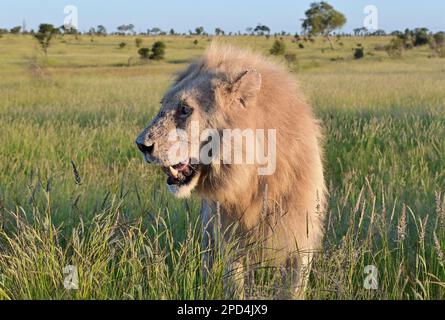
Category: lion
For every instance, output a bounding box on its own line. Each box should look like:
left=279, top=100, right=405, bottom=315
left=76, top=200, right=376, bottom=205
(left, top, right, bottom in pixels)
left=136, top=43, right=326, bottom=299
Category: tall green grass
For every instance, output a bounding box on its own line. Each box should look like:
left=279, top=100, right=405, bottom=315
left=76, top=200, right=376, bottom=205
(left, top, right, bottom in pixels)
left=0, top=35, right=444, bottom=299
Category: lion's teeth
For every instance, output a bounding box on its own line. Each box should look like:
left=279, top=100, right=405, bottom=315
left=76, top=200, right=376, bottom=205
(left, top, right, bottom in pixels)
left=169, top=166, right=179, bottom=178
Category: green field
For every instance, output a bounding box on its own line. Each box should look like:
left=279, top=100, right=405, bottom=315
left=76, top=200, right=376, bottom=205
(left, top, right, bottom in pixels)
left=0, top=34, right=444, bottom=299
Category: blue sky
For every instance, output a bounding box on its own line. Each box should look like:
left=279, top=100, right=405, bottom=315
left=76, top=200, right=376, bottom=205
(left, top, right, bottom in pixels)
left=0, top=0, right=444, bottom=33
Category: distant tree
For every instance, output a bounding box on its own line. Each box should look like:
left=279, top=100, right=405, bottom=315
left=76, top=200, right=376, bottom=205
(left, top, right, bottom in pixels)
left=150, top=41, right=166, bottom=60
left=10, top=26, right=21, bottom=34
left=135, top=37, right=143, bottom=47
left=195, top=26, right=205, bottom=36
left=150, top=27, right=162, bottom=36
left=246, top=27, right=254, bottom=35
left=88, top=27, right=96, bottom=35
left=215, top=28, right=225, bottom=36
left=372, top=29, right=386, bottom=36
left=127, top=24, right=135, bottom=34
left=353, top=27, right=368, bottom=36
left=254, top=24, right=270, bottom=36
left=117, top=24, right=134, bottom=35
left=270, top=39, right=286, bottom=55
left=169, top=29, right=176, bottom=36
left=390, top=30, right=403, bottom=36
left=0, top=28, right=8, bottom=35
left=33, top=23, right=57, bottom=55
left=301, top=1, right=347, bottom=49
left=97, top=25, right=107, bottom=36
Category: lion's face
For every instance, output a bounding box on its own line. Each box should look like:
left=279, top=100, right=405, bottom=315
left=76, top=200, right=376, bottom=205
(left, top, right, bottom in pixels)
left=136, top=67, right=262, bottom=198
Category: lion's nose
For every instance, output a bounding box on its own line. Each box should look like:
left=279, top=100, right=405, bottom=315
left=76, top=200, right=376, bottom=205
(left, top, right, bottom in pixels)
left=136, top=140, right=155, bottom=156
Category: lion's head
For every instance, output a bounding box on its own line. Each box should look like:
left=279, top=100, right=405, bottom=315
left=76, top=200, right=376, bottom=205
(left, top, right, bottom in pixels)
left=136, top=45, right=265, bottom=199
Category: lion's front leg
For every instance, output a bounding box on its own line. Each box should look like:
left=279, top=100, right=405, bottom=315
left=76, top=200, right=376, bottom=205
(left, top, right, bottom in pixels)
left=224, top=259, right=245, bottom=299
left=276, top=251, right=313, bottom=300
left=201, top=200, right=215, bottom=282
left=201, top=200, right=246, bottom=299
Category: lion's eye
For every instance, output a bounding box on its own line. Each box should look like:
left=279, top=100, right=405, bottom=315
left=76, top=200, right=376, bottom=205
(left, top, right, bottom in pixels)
left=179, top=103, right=193, bottom=117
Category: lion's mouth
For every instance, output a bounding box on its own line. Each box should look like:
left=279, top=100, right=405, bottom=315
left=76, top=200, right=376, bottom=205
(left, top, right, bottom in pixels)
left=162, top=160, right=200, bottom=187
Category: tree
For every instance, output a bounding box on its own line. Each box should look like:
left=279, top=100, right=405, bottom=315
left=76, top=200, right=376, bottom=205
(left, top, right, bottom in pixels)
left=117, top=24, right=134, bottom=35
left=195, top=26, right=205, bottom=36
left=215, top=28, right=225, bottom=36
left=301, top=2, right=346, bottom=49
left=10, top=26, right=21, bottom=34
left=150, top=41, right=166, bottom=60
left=135, top=37, right=143, bottom=47
left=127, top=24, right=135, bottom=34
left=97, top=25, right=107, bottom=36
left=33, top=23, right=57, bottom=55
left=254, top=24, right=270, bottom=36
left=354, top=27, right=368, bottom=36
left=372, top=29, right=386, bottom=36
left=169, top=29, right=176, bottom=36
left=150, top=27, right=162, bottom=36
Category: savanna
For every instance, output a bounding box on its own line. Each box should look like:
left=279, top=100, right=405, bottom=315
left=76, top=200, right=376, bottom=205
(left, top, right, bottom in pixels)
left=0, top=2, right=444, bottom=300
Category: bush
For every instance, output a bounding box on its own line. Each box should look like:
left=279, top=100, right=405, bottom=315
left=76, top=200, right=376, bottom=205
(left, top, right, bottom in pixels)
left=413, top=28, right=430, bottom=46
left=433, top=32, right=445, bottom=47
left=330, top=56, right=344, bottom=62
left=353, top=47, right=365, bottom=60
left=138, top=47, right=150, bottom=59
left=284, top=53, right=297, bottom=63
left=374, top=44, right=387, bottom=51
left=385, top=38, right=404, bottom=58
left=270, top=40, right=286, bottom=55
left=135, top=38, right=143, bottom=48
left=150, top=41, right=166, bottom=60
left=429, top=32, right=445, bottom=57
left=193, top=39, right=199, bottom=45
left=118, top=42, right=126, bottom=49
left=298, top=43, right=305, bottom=49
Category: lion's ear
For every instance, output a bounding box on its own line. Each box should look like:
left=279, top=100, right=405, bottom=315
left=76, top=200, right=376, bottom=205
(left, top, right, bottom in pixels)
left=231, top=70, right=262, bottom=108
